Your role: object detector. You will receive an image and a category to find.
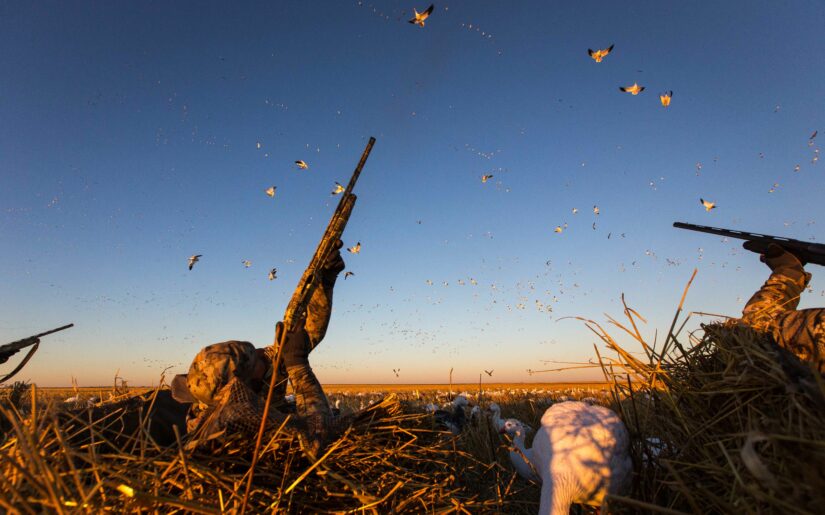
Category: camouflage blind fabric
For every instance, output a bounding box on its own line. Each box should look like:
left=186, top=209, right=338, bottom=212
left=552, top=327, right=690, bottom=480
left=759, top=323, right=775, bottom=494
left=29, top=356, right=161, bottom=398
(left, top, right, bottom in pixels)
left=187, top=374, right=341, bottom=457
left=188, top=376, right=293, bottom=437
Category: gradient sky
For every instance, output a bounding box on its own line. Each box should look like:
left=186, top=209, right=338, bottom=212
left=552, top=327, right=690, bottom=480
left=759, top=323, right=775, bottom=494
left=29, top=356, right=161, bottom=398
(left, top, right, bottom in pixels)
left=2, top=1, right=824, bottom=387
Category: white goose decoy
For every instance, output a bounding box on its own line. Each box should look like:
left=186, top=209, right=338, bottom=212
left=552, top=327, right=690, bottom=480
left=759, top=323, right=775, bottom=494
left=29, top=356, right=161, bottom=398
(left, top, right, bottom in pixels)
left=500, top=418, right=540, bottom=481
left=498, top=401, right=632, bottom=515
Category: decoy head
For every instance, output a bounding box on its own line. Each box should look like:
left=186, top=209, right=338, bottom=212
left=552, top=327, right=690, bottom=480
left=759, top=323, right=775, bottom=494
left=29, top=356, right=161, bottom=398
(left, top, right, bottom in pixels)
left=500, top=418, right=532, bottom=437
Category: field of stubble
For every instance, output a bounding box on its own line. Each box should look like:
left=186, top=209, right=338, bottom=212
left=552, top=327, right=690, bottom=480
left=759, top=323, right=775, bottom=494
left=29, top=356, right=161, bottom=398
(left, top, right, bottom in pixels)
left=2, top=381, right=613, bottom=513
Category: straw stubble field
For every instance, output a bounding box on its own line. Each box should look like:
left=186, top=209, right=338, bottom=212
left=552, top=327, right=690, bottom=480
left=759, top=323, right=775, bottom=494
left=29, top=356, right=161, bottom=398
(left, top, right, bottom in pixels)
left=0, top=380, right=611, bottom=513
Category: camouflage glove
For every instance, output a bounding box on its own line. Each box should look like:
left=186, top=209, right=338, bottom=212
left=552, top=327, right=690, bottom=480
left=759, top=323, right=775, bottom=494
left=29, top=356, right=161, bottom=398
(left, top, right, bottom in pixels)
left=276, top=322, right=312, bottom=368
left=321, top=240, right=346, bottom=287
left=744, top=242, right=811, bottom=286
left=743, top=242, right=808, bottom=269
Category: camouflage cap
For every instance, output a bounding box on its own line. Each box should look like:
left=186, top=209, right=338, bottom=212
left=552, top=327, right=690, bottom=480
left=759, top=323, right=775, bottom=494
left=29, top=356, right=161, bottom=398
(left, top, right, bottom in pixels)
left=177, top=340, right=258, bottom=406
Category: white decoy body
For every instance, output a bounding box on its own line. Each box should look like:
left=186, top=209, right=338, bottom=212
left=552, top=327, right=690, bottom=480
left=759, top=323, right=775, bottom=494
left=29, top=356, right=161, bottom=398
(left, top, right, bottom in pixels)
left=498, top=401, right=632, bottom=515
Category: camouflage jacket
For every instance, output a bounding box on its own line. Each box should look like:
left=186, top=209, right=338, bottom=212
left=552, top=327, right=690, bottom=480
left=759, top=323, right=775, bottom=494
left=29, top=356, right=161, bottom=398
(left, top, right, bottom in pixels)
left=742, top=260, right=825, bottom=373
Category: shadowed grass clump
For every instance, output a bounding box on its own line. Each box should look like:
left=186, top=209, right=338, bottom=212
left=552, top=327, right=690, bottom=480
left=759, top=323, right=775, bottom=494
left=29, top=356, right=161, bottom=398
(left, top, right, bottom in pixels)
left=586, top=281, right=825, bottom=514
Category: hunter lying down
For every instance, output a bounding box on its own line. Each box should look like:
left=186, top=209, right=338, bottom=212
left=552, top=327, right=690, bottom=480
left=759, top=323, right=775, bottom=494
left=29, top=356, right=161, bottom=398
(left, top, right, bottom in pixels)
left=61, top=241, right=347, bottom=456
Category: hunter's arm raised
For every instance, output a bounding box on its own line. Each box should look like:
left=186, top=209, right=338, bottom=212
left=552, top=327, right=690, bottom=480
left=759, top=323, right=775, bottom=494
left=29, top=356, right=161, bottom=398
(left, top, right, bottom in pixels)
left=305, top=241, right=345, bottom=347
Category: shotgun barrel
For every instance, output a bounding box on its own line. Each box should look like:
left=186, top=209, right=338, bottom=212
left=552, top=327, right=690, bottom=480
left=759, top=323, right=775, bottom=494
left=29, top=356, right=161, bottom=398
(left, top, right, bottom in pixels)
left=0, top=323, right=74, bottom=365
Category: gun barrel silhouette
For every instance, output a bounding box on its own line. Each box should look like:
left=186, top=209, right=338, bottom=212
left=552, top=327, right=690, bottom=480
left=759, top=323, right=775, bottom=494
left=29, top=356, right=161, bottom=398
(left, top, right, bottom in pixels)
left=673, top=222, right=825, bottom=266
left=1, top=323, right=74, bottom=382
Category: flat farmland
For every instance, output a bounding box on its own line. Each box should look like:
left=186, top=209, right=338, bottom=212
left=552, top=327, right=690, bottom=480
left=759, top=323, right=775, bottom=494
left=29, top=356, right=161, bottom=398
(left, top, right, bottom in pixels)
left=24, top=382, right=609, bottom=401
left=323, top=382, right=610, bottom=393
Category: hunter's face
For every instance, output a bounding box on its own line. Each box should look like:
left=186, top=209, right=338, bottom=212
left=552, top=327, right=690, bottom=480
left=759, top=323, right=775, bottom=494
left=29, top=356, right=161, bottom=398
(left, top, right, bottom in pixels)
left=251, top=354, right=268, bottom=382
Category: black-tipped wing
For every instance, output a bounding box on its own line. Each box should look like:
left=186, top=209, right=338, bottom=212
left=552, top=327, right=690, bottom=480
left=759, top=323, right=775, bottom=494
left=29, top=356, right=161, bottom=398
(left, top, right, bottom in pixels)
left=588, top=48, right=595, bottom=56
left=423, top=4, right=434, bottom=16
left=606, top=44, right=614, bottom=53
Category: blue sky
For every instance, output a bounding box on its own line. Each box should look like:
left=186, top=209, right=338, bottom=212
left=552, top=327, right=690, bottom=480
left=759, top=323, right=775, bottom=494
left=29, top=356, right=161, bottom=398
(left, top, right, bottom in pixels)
left=1, top=1, right=824, bottom=386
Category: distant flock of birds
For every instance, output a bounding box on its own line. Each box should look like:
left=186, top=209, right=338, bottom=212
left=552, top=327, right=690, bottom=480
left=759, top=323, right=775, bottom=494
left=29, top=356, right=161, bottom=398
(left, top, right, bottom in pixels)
left=185, top=156, right=364, bottom=278
left=185, top=5, right=820, bottom=275
left=405, top=5, right=818, bottom=227
left=181, top=7, right=819, bottom=273
left=186, top=244, right=360, bottom=280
